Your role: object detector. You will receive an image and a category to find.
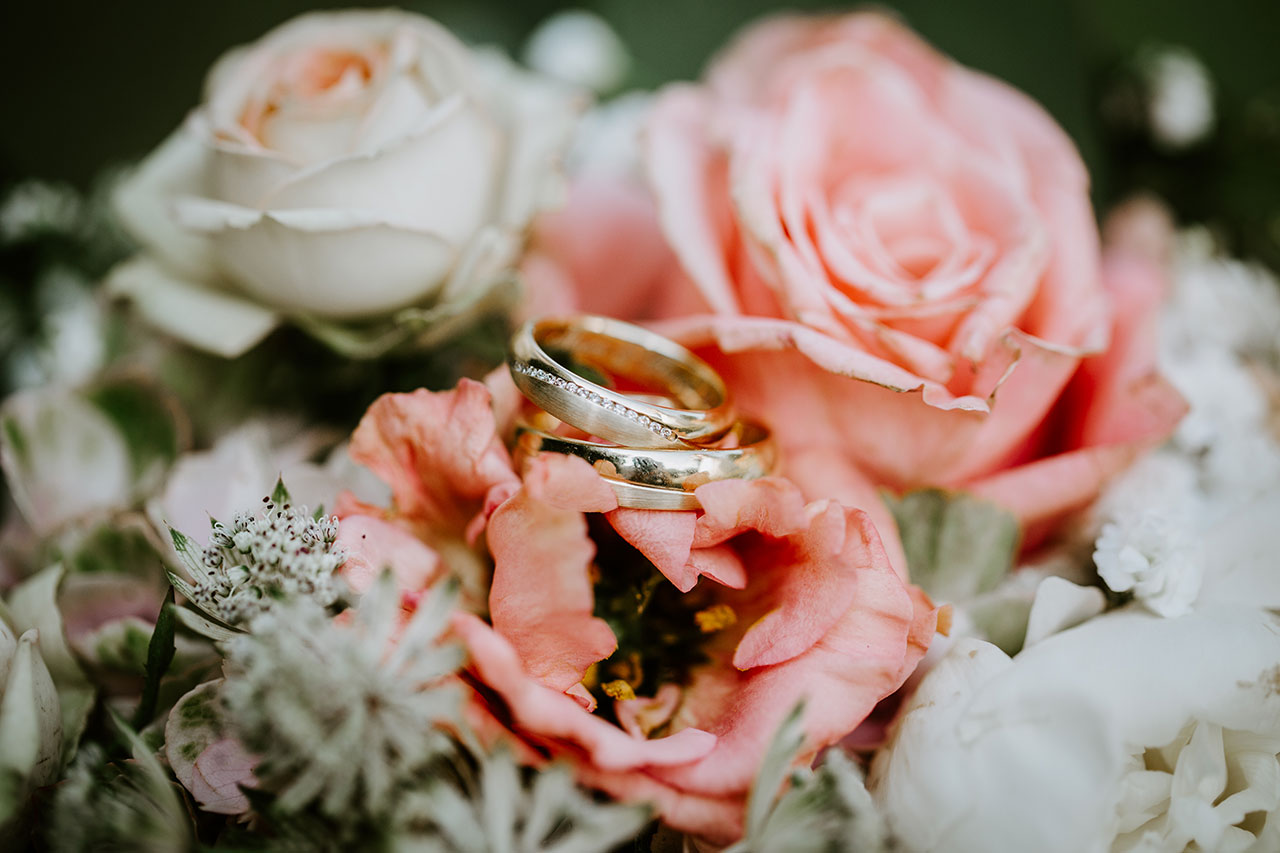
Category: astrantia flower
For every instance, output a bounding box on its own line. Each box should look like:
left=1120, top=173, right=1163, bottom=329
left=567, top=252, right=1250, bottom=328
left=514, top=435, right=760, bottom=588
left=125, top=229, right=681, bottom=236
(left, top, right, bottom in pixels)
left=219, top=572, right=463, bottom=817
left=167, top=488, right=345, bottom=630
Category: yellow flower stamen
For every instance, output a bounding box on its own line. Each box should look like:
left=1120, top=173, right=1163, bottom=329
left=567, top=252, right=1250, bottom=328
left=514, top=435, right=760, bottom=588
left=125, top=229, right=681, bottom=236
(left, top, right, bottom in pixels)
left=695, top=603, right=738, bottom=633
left=601, top=679, right=636, bottom=701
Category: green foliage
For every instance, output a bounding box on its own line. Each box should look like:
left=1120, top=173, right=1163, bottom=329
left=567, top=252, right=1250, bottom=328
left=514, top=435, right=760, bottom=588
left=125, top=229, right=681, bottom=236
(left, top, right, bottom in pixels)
left=885, top=489, right=1021, bottom=603
left=727, top=703, right=893, bottom=853
left=131, top=588, right=176, bottom=729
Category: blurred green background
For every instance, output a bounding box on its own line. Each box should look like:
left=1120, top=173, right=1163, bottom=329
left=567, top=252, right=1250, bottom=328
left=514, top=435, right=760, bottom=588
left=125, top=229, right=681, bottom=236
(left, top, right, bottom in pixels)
left=1, top=0, right=1278, bottom=255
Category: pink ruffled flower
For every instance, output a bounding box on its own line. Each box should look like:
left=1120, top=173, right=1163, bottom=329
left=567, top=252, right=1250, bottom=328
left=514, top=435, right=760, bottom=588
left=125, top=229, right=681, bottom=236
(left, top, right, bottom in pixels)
left=528, top=13, right=1186, bottom=546
left=335, top=379, right=938, bottom=843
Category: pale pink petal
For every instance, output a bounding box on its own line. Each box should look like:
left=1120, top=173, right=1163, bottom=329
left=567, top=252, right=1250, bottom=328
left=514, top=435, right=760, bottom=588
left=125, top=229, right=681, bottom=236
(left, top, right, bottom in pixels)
left=453, top=613, right=718, bottom=770
left=607, top=508, right=698, bottom=591
left=189, top=739, right=259, bottom=815
left=964, top=249, right=1186, bottom=529
left=692, top=477, right=810, bottom=548
left=522, top=176, right=707, bottom=322
left=573, top=762, right=745, bottom=846
left=730, top=504, right=884, bottom=671
left=645, top=87, right=743, bottom=315
left=487, top=479, right=616, bottom=692
left=521, top=453, right=618, bottom=513
left=616, top=683, right=684, bottom=739
left=347, top=380, right=518, bottom=531
left=686, top=545, right=748, bottom=590
left=566, top=682, right=597, bottom=712
left=652, top=532, right=930, bottom=798
left=335, top=514, right=441, bottom=595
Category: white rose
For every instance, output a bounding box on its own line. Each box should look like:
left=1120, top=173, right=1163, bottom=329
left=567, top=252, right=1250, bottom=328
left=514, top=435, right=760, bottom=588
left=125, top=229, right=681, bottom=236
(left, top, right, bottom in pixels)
left=108, top=10, right=582, bottom=357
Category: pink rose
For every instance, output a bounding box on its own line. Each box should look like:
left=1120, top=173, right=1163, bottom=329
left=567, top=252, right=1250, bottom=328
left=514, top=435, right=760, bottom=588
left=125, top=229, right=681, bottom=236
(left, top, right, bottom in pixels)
left=534, top=13, right=1185, bottom=540
left=334, top=379, right=938, bottom=843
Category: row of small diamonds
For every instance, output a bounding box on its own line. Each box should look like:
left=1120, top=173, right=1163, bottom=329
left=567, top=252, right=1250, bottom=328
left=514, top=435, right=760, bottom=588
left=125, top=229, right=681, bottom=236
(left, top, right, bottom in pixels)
left=513, top=362, right=679, bottom=441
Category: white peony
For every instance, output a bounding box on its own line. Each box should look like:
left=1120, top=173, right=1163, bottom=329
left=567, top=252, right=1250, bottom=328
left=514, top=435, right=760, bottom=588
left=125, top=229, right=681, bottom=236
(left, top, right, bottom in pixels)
left=108, top=10, right=582, bottom=357
left=870, top=607, right=1280, bottom=852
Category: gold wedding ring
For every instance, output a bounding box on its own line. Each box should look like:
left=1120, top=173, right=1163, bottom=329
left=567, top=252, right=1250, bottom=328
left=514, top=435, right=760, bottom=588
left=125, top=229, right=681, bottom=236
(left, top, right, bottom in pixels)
left=508, top=316, right=734, bottom=449
left=515, top=413, right=776, bottom=510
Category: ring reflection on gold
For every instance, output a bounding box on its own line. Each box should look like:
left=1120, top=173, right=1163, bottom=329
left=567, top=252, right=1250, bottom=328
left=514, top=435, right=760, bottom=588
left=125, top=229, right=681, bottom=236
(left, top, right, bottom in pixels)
left=514, top=412, right=776, bottom=510
left=508, top=315, right=734, bottom=450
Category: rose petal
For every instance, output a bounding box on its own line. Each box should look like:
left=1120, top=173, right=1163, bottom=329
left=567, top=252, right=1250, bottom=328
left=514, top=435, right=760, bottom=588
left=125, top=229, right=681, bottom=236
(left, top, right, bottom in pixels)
left=260, top=95, right=500, bottom=243
left=104, top=256, right=279, bottom=358
left=645, top=87, right=743, bottom=315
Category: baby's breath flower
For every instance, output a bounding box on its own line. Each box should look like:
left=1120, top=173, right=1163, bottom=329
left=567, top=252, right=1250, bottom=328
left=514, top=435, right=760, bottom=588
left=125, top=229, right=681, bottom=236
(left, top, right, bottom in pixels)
left=1094, top=512, right=1202, bottom=618
left=219, top=572, right=463, bottom=819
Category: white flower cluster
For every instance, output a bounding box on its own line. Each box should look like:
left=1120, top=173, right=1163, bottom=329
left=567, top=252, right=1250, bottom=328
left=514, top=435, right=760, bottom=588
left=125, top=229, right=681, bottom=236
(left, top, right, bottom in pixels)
left=1160, top=230, right=1280, bottom=500
left=219, top=574, right=463, bottom=819
left=189, top=495, right=343, bottom=627
left=1092, top=453, right=1204, bottom=618
left=1092, top=230, right=1280, bottom=617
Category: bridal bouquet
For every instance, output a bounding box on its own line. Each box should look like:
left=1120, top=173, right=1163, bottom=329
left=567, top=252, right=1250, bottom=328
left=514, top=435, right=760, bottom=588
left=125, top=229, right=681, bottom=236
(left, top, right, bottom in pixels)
left=2, top=8, right=1278, bottom=852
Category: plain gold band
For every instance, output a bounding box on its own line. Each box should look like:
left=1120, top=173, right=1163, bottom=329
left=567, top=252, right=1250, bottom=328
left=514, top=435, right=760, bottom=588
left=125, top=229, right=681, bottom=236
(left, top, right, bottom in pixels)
left=514, top=414, right=776, bottom=499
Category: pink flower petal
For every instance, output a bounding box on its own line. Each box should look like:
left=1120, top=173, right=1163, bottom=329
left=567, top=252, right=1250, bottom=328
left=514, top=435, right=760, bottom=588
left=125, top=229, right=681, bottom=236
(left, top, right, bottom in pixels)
left=189, top=738, right=259, bottom=816
left=347, top=380, right=518, bottom=532
left=335, top=514, right=441, bottom=595
left=453, top=613, right=718, bottom=771
left=607, top=508, right=698, bottom=591
left=521, top=453, right=618, bottom=513
left=487, top=475, right=617, bottom=692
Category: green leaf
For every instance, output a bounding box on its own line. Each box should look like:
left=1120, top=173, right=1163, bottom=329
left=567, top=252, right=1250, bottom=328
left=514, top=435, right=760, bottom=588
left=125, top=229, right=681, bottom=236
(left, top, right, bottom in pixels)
left=132, top=588, right=176, bottom=730
left=744, top=702, right=807, bottom=841
left=271, top=477, right=291, bottom=506
left=884, top=489, right=1021, bottom=603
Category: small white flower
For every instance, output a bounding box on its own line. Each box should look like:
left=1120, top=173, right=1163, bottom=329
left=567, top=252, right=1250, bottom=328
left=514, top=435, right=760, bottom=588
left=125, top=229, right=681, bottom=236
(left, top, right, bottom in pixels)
left=0, top=181, right=82, bottom=242
left=1141, top=46, right=1215, bottom=150
left=1162, top=230, right=1280, bottom=361
left=1094, top=513, right=1202, bottom=618
left=523, top=10, right=630, bottom=94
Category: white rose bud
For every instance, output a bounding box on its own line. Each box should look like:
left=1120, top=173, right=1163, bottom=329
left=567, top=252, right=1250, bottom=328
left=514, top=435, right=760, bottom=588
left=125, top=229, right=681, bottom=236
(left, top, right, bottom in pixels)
left=0, top=622, right=63, bottom=825
left=108, top=10, right=583, bottom=357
